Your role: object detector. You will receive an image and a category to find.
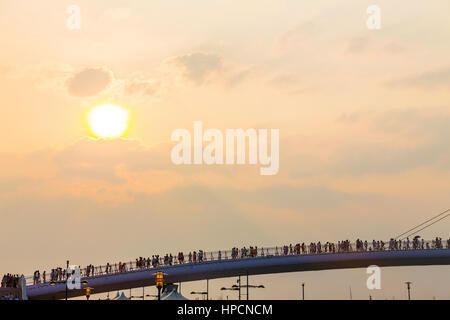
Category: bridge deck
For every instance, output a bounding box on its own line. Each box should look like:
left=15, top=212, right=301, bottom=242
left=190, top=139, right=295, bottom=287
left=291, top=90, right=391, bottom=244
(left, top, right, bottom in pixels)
left=27, top=249, right=450, bottom=300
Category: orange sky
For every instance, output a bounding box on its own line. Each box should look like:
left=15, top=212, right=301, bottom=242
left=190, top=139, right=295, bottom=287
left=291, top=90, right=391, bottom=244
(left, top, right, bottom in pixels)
left=0, top=0, right=449, bottom=299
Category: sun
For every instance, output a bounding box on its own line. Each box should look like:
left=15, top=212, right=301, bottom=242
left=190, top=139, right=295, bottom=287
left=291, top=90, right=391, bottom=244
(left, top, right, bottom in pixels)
left=88, top=104, right=130, bottom=139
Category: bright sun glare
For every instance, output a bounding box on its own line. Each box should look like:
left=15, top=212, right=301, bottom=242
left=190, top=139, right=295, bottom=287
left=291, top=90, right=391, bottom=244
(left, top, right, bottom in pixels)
left=88, top=104, right=130, bottom=139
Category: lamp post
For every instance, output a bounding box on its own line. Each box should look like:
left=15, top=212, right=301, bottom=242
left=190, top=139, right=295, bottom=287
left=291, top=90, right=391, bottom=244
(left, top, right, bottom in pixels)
left=84, top=287, right=94, bottom=300
left=405, top=281, right=412, bottom=300
left=49, top=279, right=88, bottom=300
left=221, top=282, right=264, bottom=300
left=238, top=276, right=241, bottom=300
left=153, top=271, right=167, bottom=301
left=301, top=282, right=305, bottom=300
left=239, top=284, right=265, bottom=300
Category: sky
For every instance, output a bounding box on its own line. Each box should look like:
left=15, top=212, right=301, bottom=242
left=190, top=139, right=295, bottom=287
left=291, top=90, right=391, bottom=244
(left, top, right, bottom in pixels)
left=0, top=0, right=449, bottom=299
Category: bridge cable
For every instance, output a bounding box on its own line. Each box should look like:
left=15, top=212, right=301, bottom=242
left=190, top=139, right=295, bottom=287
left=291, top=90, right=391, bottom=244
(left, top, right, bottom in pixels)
left=399, top=212, right=450, bottom=241
left=394, top=208, right=450, bottom=240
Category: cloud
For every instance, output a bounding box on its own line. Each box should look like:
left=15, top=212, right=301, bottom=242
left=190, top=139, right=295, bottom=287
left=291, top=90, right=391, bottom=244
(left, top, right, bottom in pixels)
left=0, top=138, right=181, bottom=204
left=333, top=109, right=450, bottom=175
left=3, top=107, right=450, bottom=209
left=53, top=138, right=172, bottom=179
left=336, top=112, right=362, bottom=124
left=167, top=52, right=223, bottom=85
left=386, top=67, right=450, bottom=88
left=66, top=67, right=113, bottom=97
left=124, top=74, right=163, bottom=96
left=268, top=74, right=300, bottom=87
left=277, top=21, right=318, bottom=50
left=225, top=66, right=258, bottom=88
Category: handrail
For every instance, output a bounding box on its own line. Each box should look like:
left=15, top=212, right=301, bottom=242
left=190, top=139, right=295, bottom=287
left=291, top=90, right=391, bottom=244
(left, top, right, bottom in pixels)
left=25, top=238, right=450, bottom=286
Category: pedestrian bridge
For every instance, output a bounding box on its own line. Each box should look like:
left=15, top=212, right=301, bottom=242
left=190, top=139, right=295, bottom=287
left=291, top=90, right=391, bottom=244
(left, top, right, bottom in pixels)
left=26, top=246, right=450, bottom=300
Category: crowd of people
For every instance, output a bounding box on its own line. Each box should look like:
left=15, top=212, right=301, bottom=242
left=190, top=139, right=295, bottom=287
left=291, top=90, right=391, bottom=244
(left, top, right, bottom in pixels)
left=32, top=267, right=70, bottom=285
left=28, top=236, right=449, bottom=284
left=1, top=274, right=20, bottom=288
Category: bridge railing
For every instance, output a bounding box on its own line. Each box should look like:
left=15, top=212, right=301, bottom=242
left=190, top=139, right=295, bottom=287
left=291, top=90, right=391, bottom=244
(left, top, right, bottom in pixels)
left=26, top=239, right=449, bottom=286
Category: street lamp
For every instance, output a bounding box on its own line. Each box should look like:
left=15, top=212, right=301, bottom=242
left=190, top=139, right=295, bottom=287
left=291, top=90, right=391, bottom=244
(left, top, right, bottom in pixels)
left=49, top=279, right=88, bottom=300
left=239, top=284, right=265, bottom=300
left=84, top=287, right=94, bottom=300
left=222, top=281, right=264, bottom=300
left=220, top=287, right=239, bottom=291
left=153, top=271, right=167, bottom=301
left=405, top=281, right=412, bottom=300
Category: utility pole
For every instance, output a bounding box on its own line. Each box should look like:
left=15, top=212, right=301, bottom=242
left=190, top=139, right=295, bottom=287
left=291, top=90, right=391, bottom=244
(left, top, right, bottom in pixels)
left=238, top=276, right=241, bottom=300
left=405, top=282, right=412, bottom=300
left=246, top=271, right=249, bottom=301
left=206, top=279, right=209, bottom=300
left=301, top=282, right=305, bottom=300
left=66, top=260, right=69, bottom=301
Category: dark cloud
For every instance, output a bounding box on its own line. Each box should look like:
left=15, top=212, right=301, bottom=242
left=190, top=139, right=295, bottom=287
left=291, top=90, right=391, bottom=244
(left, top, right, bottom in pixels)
left=66, top=67, right=113, bottom=97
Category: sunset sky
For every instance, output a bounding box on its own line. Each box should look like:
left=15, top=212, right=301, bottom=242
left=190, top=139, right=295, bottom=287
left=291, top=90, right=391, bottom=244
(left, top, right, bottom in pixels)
left=1, top=0, right=449, bottom=299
